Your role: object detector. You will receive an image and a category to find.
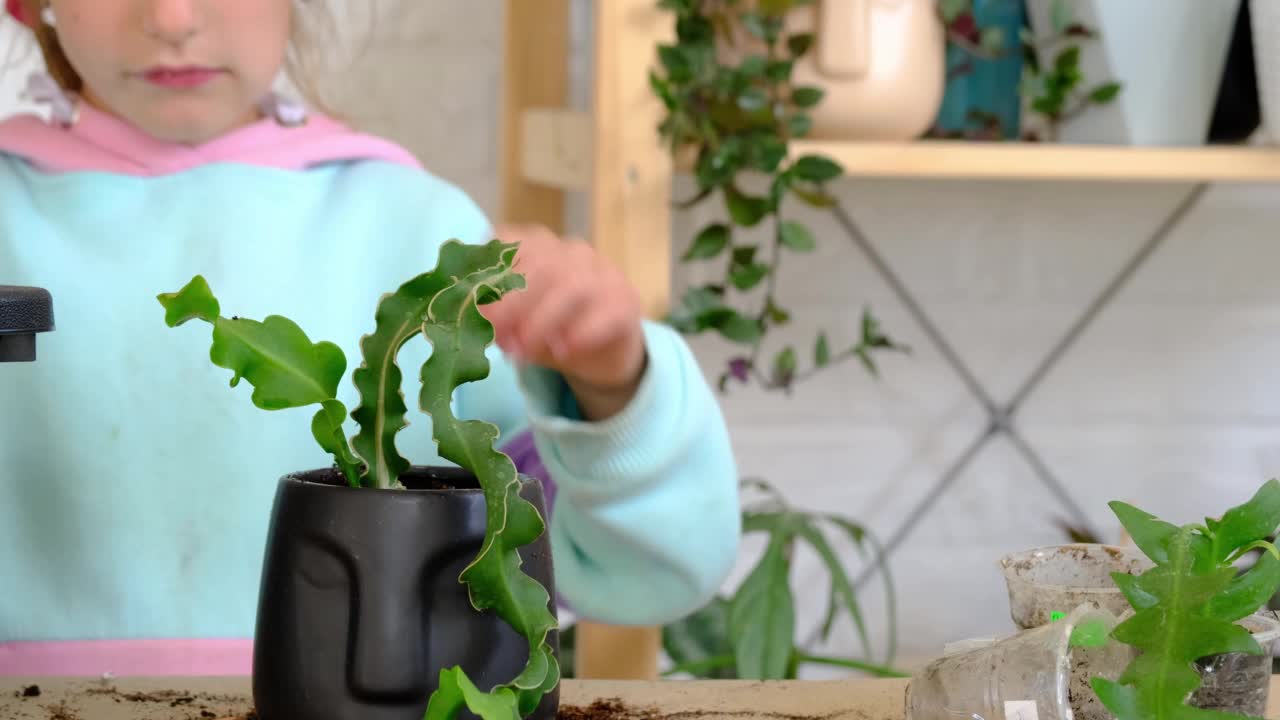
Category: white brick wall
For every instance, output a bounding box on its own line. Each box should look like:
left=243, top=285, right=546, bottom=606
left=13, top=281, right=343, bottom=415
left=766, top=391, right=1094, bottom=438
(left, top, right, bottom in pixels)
left=6, top=0, right=1280, bottom=676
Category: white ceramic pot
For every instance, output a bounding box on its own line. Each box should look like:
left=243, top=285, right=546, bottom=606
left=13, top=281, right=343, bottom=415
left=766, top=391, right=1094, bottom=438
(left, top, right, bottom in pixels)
left=1026, top=0, right=1241, bottom=145
left=1252, top=0, right=1280, bottom=143
left=723, top=0, right=946, bottom=141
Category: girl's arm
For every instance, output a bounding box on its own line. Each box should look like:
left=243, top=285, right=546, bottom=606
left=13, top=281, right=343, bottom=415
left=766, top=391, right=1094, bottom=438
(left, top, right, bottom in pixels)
left=438, top=190, right=741, bottom=627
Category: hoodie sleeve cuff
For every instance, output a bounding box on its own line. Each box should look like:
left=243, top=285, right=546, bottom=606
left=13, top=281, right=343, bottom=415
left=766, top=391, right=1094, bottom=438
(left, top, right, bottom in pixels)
left=515, top=321, right=688, bottom=499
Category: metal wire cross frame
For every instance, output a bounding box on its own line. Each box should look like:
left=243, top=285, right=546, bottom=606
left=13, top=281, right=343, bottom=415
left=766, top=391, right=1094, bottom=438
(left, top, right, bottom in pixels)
left=841, top=183, right=1210, bottom=590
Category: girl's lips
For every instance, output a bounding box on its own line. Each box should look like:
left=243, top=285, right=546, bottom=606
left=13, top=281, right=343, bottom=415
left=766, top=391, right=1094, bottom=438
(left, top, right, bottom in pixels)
left=142, top=66, right=224, bottom=89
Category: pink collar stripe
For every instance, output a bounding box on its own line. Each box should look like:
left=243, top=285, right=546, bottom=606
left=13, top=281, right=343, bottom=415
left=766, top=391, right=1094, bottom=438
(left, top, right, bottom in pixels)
left=0, top=100, right=423, bottom=176
left=0, top=639, right=253, bottom=676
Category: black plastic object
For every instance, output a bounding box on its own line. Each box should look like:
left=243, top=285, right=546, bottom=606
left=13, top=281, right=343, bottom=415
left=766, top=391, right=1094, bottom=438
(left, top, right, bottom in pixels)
left=253, top=466, right=560, bottom=720
left=0, top=285, right=54, bottom=362
left=1208, top=1, right=1260, bottom=144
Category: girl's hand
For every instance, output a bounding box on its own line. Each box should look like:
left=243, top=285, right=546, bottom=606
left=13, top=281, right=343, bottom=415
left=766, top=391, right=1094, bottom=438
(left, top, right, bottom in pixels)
left=480, top=224, right=647, bottom=420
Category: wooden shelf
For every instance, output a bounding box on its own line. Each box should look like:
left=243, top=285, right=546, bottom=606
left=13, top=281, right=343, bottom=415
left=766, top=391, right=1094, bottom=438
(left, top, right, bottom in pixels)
left=784, top=140, right=1280, bottom=182
left=518, top=110, right=1280, bottom=188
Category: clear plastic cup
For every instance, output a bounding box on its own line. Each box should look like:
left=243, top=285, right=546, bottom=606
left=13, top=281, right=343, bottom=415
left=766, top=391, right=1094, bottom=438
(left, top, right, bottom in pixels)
left=906, top=605, right=1135, bottom=720
left=1000, top=544, right=1153, bottom=630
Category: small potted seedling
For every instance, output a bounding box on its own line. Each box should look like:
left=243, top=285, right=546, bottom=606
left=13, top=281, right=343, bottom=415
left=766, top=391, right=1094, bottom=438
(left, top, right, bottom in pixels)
left=158, top=239, right=559, bottom=720
left=1089, top=480, right=1280, bottom=719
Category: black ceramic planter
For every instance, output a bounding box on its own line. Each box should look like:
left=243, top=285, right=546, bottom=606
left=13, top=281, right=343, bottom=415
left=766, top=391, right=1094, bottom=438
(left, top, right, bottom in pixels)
left=252, top=466, right=560, bottom=720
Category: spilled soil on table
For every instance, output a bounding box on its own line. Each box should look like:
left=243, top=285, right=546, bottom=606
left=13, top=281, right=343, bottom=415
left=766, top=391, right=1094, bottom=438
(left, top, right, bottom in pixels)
left=557, top=697, right=885, bottom=720
left=7, top=683, right=254, bottom=720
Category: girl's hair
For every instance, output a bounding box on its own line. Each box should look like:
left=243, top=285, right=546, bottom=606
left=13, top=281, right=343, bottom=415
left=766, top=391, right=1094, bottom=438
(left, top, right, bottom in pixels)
left=16, top=0, right=338, bottom=111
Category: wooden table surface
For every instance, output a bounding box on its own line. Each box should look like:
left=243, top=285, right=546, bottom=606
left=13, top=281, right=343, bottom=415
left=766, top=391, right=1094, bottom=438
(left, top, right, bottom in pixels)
left=1, top=675, right=1277, bottom=720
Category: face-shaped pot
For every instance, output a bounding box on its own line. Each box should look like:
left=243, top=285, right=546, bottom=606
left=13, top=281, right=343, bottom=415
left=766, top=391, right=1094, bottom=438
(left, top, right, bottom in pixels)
left=252, top=466, right=559, bottom=720
left=719, top=0, right=946, bottom=141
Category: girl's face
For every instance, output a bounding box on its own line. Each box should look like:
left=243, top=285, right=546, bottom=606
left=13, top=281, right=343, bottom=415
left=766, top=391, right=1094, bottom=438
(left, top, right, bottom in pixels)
left=50, top=0, right=293, bottom=144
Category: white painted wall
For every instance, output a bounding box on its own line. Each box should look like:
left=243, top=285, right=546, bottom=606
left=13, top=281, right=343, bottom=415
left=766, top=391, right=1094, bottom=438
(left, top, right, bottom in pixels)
left=5, top=1, right=1280, bottom=675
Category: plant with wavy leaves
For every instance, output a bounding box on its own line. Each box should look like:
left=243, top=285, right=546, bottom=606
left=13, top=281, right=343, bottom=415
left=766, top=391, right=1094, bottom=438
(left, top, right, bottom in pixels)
left=158, top=238, right=558, bottom=720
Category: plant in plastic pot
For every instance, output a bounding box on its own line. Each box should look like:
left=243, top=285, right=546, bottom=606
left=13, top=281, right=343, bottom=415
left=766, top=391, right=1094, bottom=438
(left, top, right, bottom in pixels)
left=999, top=543, right=1153, bottom=630
left=1087, top=480, right=1280, bottom=720
left=157, top=239, right=559, bottom=720
left=905, top=604, right=1135, bottom=720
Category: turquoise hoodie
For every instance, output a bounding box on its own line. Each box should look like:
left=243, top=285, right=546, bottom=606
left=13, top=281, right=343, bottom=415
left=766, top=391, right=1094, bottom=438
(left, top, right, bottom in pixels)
left=0, top=100, right=741, bottom=650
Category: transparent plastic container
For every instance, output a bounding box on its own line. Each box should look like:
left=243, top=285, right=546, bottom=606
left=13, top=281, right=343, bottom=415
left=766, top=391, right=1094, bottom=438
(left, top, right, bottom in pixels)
left=1000, top=544, right=1153, bottom=630
left=906, top=605, right=1135, bottom=720
left=1190, top=611, right=1280, bottom=717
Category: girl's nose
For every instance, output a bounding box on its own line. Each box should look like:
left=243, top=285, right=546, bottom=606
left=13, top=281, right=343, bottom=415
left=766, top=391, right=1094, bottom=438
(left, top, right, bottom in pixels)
left=141, top=0, right=200, bottom=46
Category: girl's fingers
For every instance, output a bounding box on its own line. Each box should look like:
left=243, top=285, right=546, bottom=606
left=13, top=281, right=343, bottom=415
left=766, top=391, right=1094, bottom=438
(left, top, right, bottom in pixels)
left=518, top=281, right=589, bottom=363
left=564, top=301, right=632, bottom=357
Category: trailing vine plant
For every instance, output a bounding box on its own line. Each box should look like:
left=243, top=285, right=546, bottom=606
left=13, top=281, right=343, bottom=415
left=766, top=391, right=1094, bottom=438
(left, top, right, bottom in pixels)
left=1019, top=0, right=1121, bottom=142
left=158, top=239, right=557, bottom=720
left=651, top=0, right=907, bottom=396
left=649, top=0, right=906, bottom=681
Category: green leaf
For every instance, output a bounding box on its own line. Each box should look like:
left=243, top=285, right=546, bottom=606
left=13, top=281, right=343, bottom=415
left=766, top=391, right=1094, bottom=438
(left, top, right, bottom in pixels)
left=1090, top=82, right=1122, bottom=104
left=312, top=400, right=360, bottom=488
left=350, top=239, right=512, bottom=489
left=718, top=312, right=763, bottom=345
left=1210, top=479, right=1280, bottom=562
left=1205, top=551, right=1280, bottom=622
left=815, top=333, right=830, bottom=367
left=751, top=136, right=788, bottom=173
left=730, top=263, right=770, bottom=291
left=732, top=245, right=758, bottom=267
left=793, top=520, right=872, bottom=661
left=786, top=33, right=815, bottom=58
left=792, top=155, right=842, bottom=182
left=724, top=186, right=770, bottom=227
left=788, top=114, right=813, bottom=138
left=779, top=221, right=816, bottom=252
left=765, top=59, right=794, bottom=83
left=765, top=298, right=791, bottom=326
left=1055, top=46, right=1082, bottom=73
left=1109, top=501, right=1180, bottom=566
left=658, top=45, right=692, bottom=81
left=792, top=86, right=824, bottom=108
left=938, top=0, right=966, bottom=21
left=683, top=224, right=731, bottom=261
left=662, top=597, right=736, bottom=679
left=739, top=55, right=768, bottom=77
left=773, top=347, right=796, bottom=382
left=728, top=537, right=795, bottom=679
left=424, top=667, right=521, bottom=720
left=1111, top=572, right=1160, bottom=611
left=417, top=241, right=559, bottom=718
left=980, top=27, right=1005, bottom=52
left=158, top=275, right=360, bottom=484
left=792, top=185, right=835, bottom=208
left=158, top=275, right=219, bottom=326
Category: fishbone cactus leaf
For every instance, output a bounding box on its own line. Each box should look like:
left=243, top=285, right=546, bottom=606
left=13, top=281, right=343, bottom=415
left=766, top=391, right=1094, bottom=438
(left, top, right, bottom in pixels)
left=417, top=241, right=560, bottom=720
left=157, top=276, right=360, bottom=486
left=350, top=240, right=511, bottom=489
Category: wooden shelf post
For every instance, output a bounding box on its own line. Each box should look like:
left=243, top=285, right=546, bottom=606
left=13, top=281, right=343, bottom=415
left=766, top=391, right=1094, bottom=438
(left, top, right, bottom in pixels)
left=500, top=0, right=671, bottom=682
left=500, top=0, right=571, bottom=231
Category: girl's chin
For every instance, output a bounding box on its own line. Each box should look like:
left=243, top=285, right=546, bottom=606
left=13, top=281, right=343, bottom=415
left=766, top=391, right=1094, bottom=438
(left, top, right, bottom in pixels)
left=131, top=102, right=263, bottom=145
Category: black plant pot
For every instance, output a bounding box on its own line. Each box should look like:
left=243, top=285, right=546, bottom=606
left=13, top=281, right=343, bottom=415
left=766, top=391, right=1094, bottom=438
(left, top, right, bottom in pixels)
left=252, top=466, right=560, bottom=720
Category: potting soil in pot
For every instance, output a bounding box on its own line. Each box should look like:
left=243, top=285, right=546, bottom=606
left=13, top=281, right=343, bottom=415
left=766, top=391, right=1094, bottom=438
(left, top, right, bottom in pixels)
left=1188, top=612, right=1280, bottom=716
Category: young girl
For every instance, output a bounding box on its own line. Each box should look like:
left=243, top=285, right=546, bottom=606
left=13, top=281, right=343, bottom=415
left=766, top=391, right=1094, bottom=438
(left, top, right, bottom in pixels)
left=0, top=0, right=740, bottom=677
